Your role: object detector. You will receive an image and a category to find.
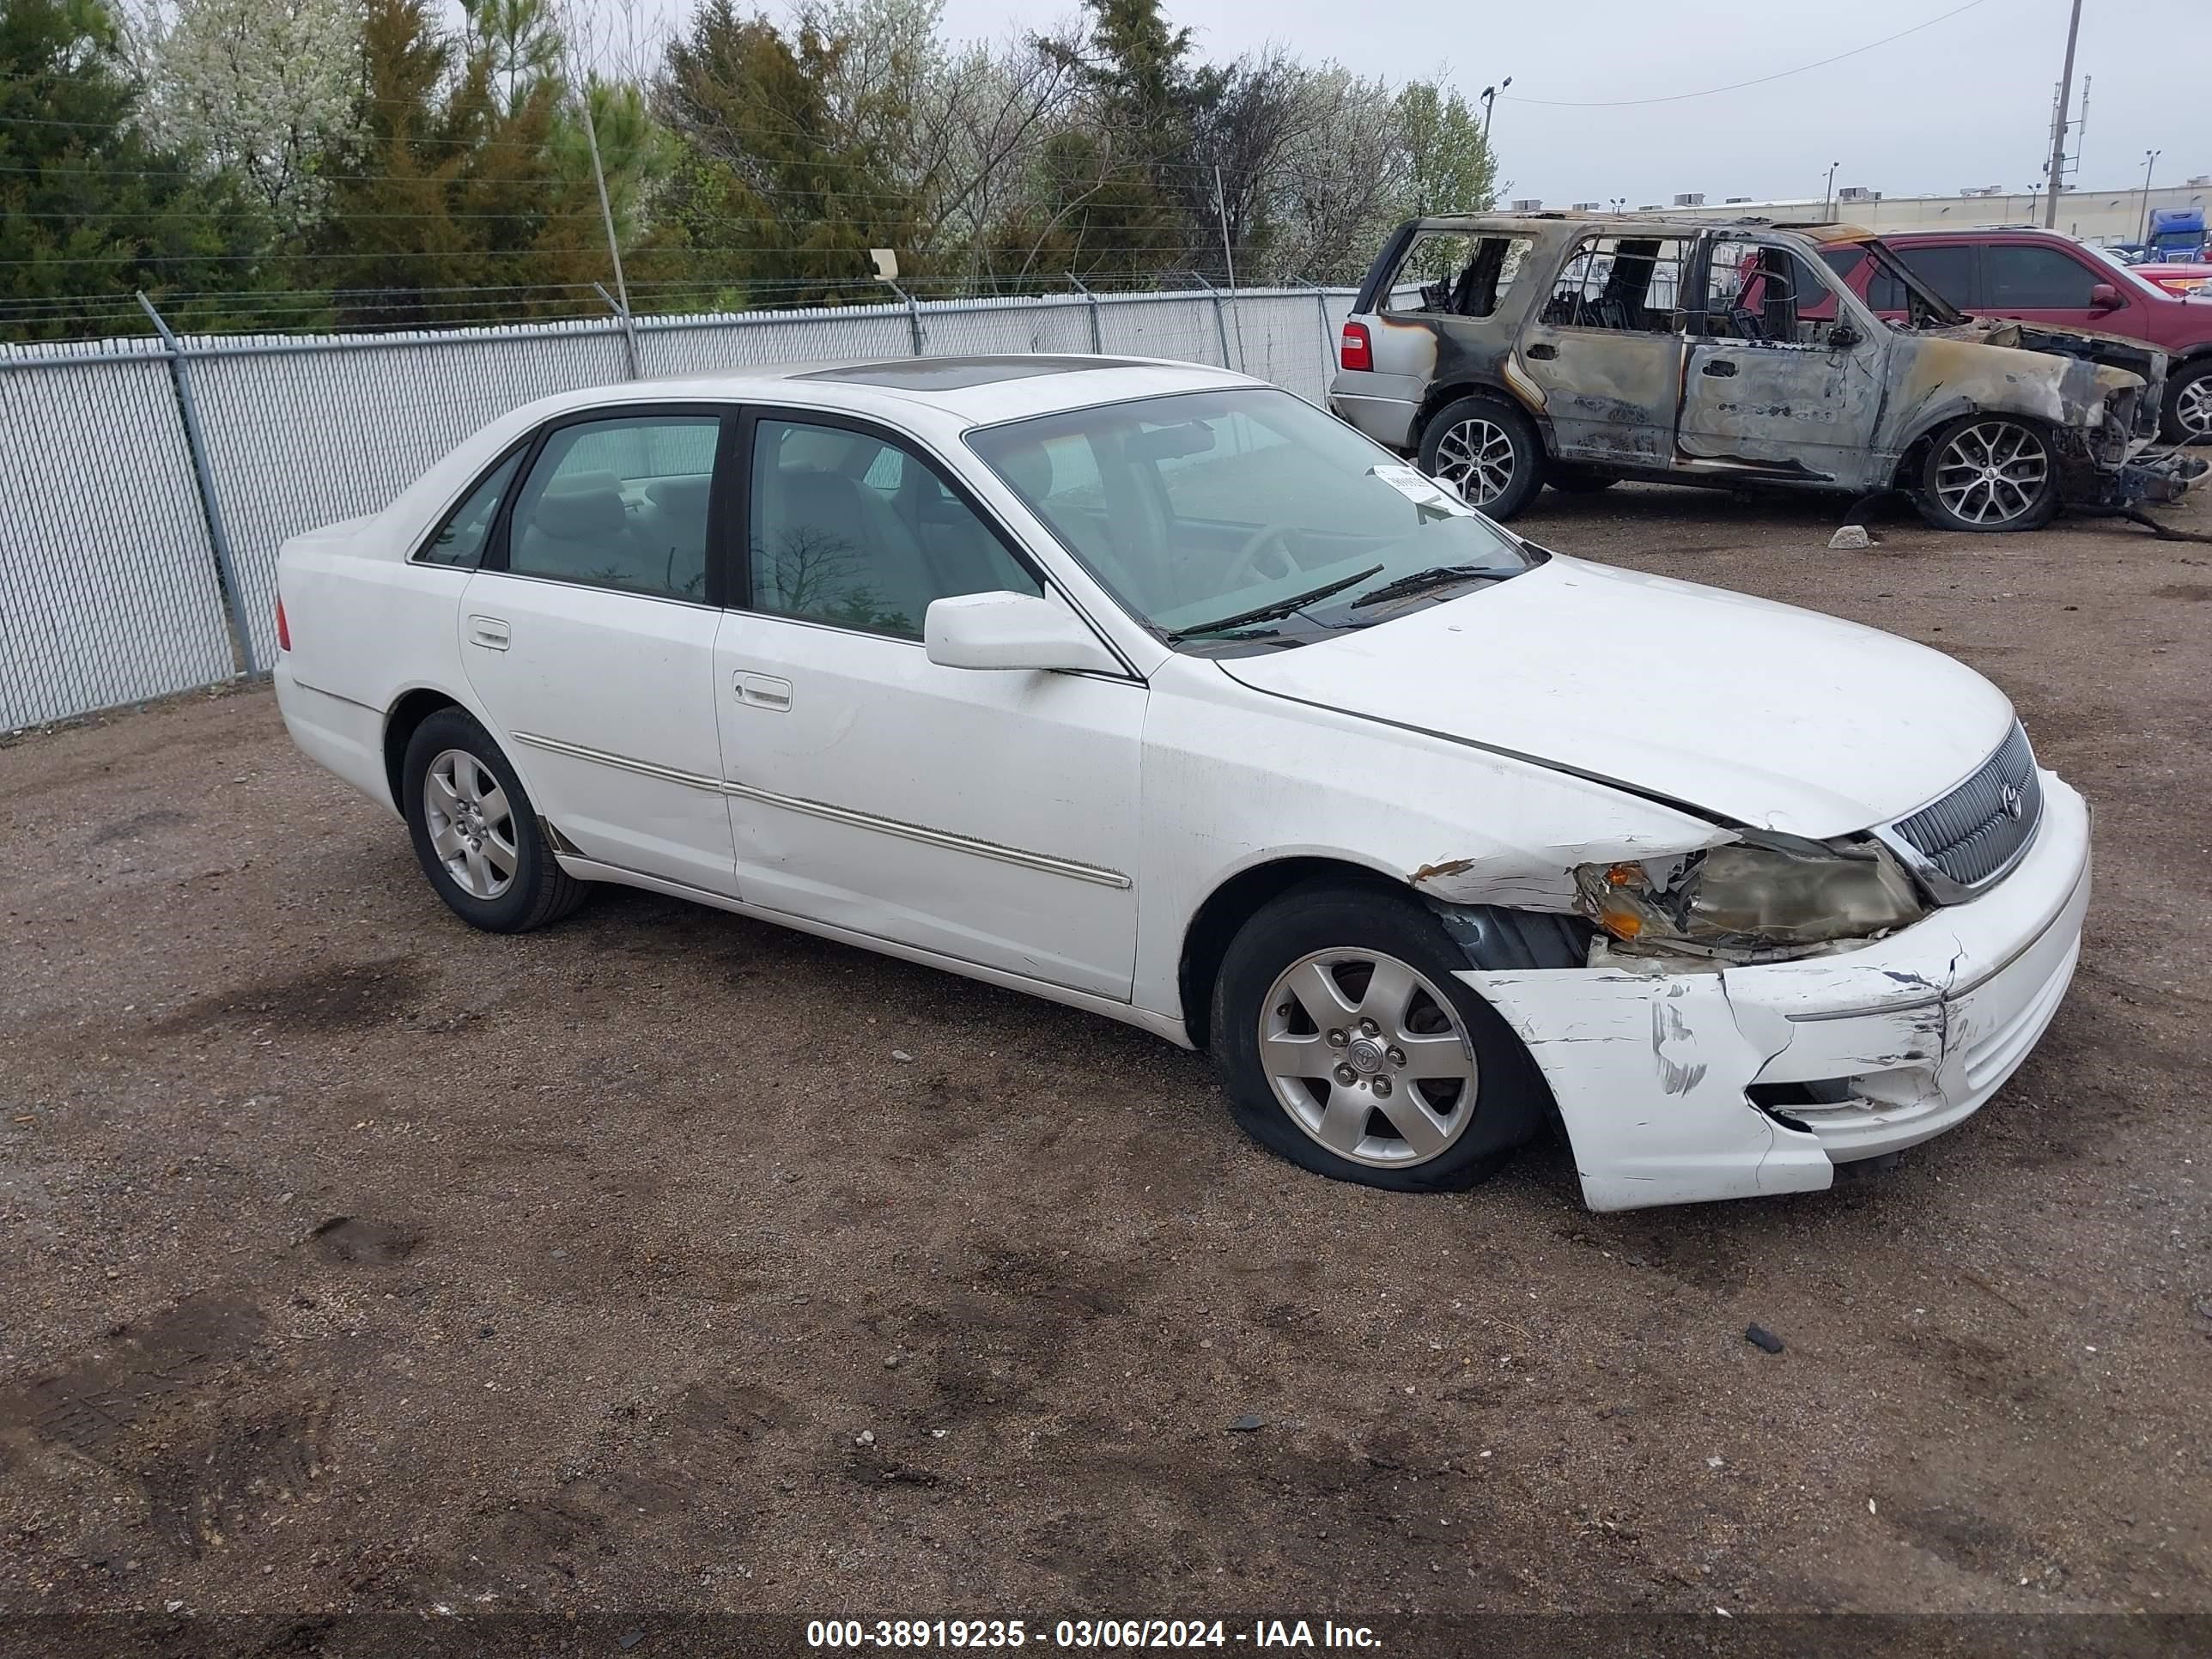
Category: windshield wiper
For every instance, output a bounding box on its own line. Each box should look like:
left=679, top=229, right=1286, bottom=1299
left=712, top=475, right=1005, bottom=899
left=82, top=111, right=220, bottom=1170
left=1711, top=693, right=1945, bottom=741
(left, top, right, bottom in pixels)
left=1349, top=562, right=1522, bottom=611
left=1164, top=564, right=1384, bottom=641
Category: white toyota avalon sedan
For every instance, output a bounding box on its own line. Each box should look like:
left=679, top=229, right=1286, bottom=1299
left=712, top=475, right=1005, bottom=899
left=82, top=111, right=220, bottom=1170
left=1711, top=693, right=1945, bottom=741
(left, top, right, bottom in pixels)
left=274, top=356, right=2090, bottom=1211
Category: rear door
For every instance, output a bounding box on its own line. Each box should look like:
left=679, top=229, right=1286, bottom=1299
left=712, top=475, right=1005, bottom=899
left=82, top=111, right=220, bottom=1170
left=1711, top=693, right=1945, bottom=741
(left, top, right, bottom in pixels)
left=458, top=406, right=742, bottom=896
left=1515, top=232, right=1692, bottom=468
left=1825, top=240, right=1980, bottom=322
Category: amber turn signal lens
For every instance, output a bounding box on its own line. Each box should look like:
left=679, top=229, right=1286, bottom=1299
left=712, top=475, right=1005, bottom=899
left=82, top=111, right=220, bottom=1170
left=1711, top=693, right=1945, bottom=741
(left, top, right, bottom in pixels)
left=1605, top=864, right=1639, bottom=886
left=1596, top=903, right=1644, bottom=939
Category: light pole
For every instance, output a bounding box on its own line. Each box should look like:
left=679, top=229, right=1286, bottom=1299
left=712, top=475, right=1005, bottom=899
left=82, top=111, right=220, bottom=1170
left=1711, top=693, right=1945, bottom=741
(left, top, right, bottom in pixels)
left=1823, top=161, right=1840, bottom=219
left=2141, top=149, right=2163, bottom=244
left=1480, top=77, right=1511, bottom=143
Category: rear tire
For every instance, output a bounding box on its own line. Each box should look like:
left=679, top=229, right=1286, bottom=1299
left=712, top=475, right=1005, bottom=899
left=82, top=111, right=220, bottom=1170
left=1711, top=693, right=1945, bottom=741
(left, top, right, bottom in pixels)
left=1209, top=879, right=1552, bottom=1193
left=402, top=708, right=589, bottom=933
left=1418, top=394, right=1546, bottom=520
left=2163, top=358, right=2212, bottom=446
left=1913, top=415, right=2060, bottom=533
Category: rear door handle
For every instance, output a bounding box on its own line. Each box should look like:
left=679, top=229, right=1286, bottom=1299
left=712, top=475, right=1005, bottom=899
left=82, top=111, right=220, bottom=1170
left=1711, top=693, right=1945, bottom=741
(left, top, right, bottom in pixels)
left=466, top=615, right=510, bottom=650
left=1524, top=343, right=1559, bottom=360
left=734, top=671, right=792, bottom=711
left=1702, top=359, right=1739, bottom=378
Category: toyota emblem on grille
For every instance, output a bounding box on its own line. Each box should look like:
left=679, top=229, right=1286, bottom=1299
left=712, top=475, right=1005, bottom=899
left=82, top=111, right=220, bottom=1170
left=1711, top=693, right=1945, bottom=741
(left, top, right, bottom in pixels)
left=2000, top=782, right=2025, bottom=821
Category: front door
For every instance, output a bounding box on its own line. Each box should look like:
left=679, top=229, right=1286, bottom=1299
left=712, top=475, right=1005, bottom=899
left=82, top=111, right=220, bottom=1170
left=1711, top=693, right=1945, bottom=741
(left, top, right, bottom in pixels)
left=458, top=407, right=740, bottom=896
left=1515, top=232, right=1693, bottom=469
left=714, top=410, right=1146, bottom=1000
left=1674, top=235, right=1889, bottom=491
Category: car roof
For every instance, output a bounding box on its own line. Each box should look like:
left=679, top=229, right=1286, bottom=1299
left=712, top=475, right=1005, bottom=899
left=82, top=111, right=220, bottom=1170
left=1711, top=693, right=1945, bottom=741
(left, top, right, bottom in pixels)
left=1409, top=212, right=1874, bottom=245
left=507, top=354, right=1254, bottom=430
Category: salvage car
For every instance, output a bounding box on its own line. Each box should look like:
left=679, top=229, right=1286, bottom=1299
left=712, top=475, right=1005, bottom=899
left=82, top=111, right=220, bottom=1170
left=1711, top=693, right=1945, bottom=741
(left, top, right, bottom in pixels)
left=275, top=357, right=2091, bottom=1212
left=1813, top=226, right=2212, bottom=443
left=1329, top=212, right=2196, bottom=531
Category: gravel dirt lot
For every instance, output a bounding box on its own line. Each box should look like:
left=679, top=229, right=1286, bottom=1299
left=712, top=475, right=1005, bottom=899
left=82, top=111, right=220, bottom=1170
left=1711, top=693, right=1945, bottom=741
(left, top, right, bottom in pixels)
left=3, top=483, right=2209, bottom=1642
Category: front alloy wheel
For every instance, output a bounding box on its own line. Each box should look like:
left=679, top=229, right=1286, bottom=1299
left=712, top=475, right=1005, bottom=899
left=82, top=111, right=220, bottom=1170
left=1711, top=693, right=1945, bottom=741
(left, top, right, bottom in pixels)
left=2169, top=362, right=2212, bottom=445
left=1208, top=878, right=1553, bottom=1193
left=1918, top=416, right=2059, bottom=532
left=1260, top=950, right=1480, bottom=1169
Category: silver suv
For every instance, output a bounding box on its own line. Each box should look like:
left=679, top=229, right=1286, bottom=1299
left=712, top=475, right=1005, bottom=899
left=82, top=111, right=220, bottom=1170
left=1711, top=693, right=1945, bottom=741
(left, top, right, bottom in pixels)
left=1330, top=212, right=2193, bottom=532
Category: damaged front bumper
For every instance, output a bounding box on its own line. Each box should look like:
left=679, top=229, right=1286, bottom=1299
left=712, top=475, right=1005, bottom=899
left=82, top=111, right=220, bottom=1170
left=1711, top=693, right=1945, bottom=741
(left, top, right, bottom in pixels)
left=1461, top=773, right=2091, bottom=1212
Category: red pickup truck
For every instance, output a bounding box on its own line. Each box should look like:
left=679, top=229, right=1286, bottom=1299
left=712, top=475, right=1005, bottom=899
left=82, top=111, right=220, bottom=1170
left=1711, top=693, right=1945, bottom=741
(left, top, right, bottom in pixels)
left=1819, top=227, right=2212, bottom=445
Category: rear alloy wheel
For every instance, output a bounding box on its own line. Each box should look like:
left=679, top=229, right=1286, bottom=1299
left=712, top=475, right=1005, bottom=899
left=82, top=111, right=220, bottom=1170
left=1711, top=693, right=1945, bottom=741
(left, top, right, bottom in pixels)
left=2165, top=359, right=2212, bottom=445
left=402, top=708, right=589, bottom=933
left=1916, top=416, right=2059, bottom=532
left=1210, top=880, right=1552, bottom=1193
left=1418, top=394, right=1545, bottom=520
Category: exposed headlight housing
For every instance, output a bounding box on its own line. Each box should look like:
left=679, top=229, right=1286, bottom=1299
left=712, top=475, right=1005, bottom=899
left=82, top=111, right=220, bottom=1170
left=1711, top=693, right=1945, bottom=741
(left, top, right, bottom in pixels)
left=1575, top=834, right=1927, bottom=957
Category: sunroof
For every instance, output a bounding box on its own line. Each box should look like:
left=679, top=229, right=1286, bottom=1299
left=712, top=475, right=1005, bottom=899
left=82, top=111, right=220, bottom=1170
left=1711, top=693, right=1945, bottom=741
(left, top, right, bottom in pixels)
left=795, top=356, right=1143, bottom=390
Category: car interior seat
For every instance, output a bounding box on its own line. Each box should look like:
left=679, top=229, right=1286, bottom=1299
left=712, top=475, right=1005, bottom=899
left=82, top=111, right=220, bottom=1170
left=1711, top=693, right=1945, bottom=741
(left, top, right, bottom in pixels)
left=641, top=476, right=712, bottom=599
left=514, top=470, right=647, bottom=586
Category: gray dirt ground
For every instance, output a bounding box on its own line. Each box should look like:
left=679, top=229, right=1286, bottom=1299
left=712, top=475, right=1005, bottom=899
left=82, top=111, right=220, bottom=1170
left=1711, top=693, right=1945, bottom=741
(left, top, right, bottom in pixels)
left=2, top=483, right=2209, bottom=1628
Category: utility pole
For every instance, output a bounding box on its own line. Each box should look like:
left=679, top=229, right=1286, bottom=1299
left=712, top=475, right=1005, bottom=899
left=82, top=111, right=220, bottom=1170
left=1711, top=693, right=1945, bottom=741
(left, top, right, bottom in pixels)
left=1823, top=161, right=1840, bottom=219
left=2140, top=149, right=2163, bottom=243
left=1212, top=164, right=1246, bottom=373
left=2042, top=0, right=2083, bottom=228
left=580, top=87, right=631, bottom=317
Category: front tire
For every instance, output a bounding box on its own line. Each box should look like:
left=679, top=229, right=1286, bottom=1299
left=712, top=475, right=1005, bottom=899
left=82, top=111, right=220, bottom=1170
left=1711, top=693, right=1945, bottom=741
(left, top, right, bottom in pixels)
left=1914, top=415, right=2060, bottom=532
left=1418, top=394, right=1546, bottom=520
left=402, top=708, right=589, bottom=933
left=1209, top=880, right=1552, bottom=1193
left=2164, top=358, right=2212, bottom=446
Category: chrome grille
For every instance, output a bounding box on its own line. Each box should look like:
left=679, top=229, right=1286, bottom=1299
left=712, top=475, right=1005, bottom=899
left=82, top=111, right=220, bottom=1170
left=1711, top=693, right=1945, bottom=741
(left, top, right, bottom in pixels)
left=1888, top=723, right=2043, bottom=897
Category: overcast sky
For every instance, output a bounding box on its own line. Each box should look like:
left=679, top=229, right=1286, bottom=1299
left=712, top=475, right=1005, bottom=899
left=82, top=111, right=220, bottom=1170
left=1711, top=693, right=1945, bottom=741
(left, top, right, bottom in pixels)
left=914, top=0, right=2210, bottom=205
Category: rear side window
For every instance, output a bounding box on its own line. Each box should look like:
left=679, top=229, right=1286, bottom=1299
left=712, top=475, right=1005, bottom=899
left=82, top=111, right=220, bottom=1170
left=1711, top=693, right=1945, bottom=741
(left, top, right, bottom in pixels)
left=1387, top=232, right=1533, bottom=319
left=1539, top=236, right=1690, bottom=333
left=417, top=451, right=521, bottom=568
left=1988, top=245, right=2100, bottom=307
left=1867, top=244, right=1976, bottom=310
left=505, top=415, right=722, bottom=600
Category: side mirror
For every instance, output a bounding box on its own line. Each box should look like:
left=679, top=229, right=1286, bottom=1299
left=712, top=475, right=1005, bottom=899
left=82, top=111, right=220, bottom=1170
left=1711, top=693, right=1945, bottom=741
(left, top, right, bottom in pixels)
left=924, top=590, right=1121, bottom=675
left=2088, top=282, right=2123, bottom=310
left=1826, top=321, right=1863, bottom=349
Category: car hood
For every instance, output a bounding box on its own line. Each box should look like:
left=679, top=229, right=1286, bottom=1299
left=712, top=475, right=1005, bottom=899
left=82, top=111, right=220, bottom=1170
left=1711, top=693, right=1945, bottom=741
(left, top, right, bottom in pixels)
left=1215, top=555, right=2015, bottom=839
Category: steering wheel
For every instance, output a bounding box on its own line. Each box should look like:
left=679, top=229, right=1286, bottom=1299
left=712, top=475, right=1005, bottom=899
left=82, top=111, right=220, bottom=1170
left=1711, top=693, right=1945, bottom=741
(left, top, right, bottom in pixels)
left=1223, top=523, right=1302, bottom=590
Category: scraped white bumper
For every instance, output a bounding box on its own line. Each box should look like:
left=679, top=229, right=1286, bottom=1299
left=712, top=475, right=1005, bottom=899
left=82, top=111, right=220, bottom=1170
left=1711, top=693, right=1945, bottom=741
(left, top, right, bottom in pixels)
left=1460, top=772, right=2091, bottom=1212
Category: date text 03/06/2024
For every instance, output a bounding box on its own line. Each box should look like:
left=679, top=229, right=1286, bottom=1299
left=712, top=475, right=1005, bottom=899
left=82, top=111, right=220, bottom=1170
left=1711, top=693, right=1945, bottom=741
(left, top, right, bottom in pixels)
left=805, top=1618, right=1382, bottom=1649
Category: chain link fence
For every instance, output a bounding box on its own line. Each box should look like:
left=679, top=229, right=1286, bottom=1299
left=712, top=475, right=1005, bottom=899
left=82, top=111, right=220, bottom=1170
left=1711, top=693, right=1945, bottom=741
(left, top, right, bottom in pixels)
left=0, top=282, right=1355, bottom=731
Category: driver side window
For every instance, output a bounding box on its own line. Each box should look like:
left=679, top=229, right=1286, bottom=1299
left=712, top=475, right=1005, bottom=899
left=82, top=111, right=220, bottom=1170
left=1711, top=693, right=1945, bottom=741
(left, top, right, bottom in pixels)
left=1697, top=240, right=1842, bottom=343
left=746, top=419, right=1038, bottom=641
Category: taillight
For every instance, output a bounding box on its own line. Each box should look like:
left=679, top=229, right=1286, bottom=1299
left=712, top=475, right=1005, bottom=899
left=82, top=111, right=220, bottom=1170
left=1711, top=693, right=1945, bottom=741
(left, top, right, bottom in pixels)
left=1339, top=321, right=1373, bottom=373
left=276, top=595, right=291, bottom=653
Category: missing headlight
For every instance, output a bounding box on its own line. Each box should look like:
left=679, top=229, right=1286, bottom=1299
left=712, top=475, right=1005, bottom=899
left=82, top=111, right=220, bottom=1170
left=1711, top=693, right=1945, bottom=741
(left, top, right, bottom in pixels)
left=1575, top=835, right=1926, bottom=957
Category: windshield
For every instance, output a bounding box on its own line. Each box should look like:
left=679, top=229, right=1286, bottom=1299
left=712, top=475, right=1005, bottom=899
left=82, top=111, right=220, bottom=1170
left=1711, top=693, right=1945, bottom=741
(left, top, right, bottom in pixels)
left=966, top=388, right=1536, bottom=653
left=2082, top=241, right=2173, bottom=299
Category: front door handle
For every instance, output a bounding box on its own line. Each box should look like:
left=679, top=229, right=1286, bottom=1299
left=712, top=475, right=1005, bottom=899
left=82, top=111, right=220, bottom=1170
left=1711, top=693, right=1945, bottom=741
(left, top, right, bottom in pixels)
left=1525, top=343, right=1559, bottom=360
left=466, top=615, right=510, bottom=650
left=734, top=671, right=792, bottom=711
left=1702, top=359, right=1739, bottom=378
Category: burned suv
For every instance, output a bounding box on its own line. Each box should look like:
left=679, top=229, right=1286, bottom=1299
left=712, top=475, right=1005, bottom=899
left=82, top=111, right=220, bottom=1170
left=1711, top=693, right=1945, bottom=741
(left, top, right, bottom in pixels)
left=1330, top=213, right=2196, bottom=532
